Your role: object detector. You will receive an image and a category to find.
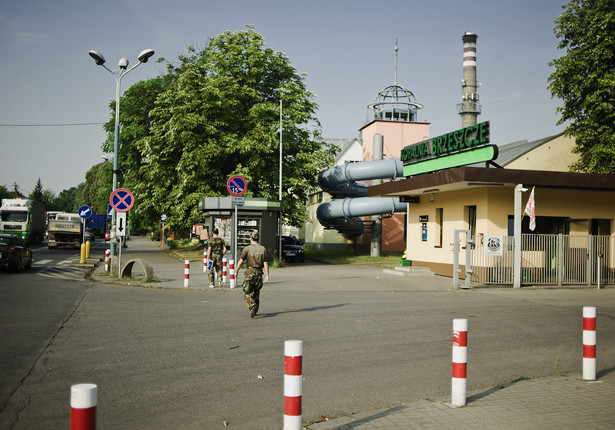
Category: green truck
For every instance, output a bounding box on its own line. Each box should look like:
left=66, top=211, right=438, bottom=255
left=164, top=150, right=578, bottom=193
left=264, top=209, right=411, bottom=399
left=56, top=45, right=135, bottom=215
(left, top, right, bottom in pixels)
left=0, top=199, right=46, bottom=244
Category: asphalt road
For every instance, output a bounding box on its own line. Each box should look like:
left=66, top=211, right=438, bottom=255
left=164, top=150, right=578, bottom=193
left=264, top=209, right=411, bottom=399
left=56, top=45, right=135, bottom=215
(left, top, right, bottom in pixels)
left=1, top=246, right=615, bottom=429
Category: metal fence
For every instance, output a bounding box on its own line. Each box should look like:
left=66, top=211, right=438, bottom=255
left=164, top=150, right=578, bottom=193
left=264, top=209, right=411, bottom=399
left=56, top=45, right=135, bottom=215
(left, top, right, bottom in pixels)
left=470, top=234, right=615, bottom=287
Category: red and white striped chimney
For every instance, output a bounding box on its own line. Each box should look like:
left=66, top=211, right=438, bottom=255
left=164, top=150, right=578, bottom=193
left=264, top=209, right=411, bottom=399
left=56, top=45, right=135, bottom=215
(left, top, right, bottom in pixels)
left=459, top=32, right=481, bottom=127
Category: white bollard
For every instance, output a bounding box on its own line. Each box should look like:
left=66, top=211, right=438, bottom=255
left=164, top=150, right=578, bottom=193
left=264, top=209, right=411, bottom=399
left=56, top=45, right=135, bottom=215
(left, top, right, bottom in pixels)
left=184, top=260, right=190, bottom=288
left=71, top=383, right=97, bottom=430
left=284, top=340, right=303, bottom=430
left=203, top=248, right=208, bottom=273
left=452, top=318, right=468, bottom=407
left=104, top=250, right=110, bottom=273
left=222, top=258, right=228, bottom=284
left=583, top=306, right=596, bottom=380
left=229, top=259, right=236, bottom=289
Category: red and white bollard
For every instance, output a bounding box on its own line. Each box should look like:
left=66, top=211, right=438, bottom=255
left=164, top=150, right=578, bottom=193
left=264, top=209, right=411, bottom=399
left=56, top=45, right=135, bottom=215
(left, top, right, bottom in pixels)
left=583, top=306, right=596, bottom=380
left=104, top=250, right=110, bottom=273
left=184, top=260, right=190, bottom=288
left=71, top=383, right=97, bottom=430
left=203, top=248, right=208, bottom=273
left=284, top=340, right=303, bottom=430
left=452, top=318, right=468, bottom=407
left=229, top=259, right=236, bottom=289
left=222, top=258, right=228, bottom=284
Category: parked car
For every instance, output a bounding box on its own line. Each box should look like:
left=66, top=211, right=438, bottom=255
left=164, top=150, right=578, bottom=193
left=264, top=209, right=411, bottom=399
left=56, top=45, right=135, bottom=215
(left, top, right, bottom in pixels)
left=282, top=235, right=305, bottom=262
left=84, top=228, right=95, bottom=242
left=0, top=234, right=33, bottom=272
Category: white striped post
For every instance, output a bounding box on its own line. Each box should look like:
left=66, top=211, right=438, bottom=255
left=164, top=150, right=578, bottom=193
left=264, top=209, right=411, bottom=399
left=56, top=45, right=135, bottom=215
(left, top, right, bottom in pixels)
left=452, top=318, right=468, bottom=406
left=71, top=383, right=97, bottom=430
left=203, top=247, right=208, bottom=273
left=284, top=340, right=303, bottom=430
left=104, top=250, right=110, bottom=273
left=229, top=259, right=236, bottom=289
left=222, top=258, right=228, bottom=284
left=184, top=260, right=190, bottom=288
left=583, top=306, right=596, bottom=380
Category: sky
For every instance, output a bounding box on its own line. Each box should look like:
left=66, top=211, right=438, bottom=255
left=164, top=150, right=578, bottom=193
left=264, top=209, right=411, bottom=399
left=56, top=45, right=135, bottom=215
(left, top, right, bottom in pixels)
left=0, top=0, right=568, bottom=196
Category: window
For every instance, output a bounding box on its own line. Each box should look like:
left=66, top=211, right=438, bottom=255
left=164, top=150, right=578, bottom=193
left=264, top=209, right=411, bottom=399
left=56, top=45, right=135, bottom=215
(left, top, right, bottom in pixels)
left=466, top=205, right=476, bottom=237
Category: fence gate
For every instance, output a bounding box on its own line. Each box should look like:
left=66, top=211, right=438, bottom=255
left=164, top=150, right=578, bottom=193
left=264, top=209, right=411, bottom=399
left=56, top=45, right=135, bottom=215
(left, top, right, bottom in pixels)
left=470, top=234, right=614, bottom=287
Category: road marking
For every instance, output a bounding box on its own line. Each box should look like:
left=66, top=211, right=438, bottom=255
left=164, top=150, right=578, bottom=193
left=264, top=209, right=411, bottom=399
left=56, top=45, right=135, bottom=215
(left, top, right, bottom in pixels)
left=34, top=259, right=53, bottom=265
left=37, top=267, right=87, bottom=281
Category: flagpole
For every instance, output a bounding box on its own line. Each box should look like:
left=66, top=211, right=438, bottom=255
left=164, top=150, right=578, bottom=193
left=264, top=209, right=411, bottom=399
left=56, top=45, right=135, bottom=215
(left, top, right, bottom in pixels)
left=513, top=184, right=526, bottom=288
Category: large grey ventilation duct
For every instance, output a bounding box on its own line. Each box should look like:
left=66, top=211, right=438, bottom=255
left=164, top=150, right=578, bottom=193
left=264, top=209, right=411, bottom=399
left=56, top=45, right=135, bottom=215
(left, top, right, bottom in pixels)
left=317, top=156, right=407, bottom=238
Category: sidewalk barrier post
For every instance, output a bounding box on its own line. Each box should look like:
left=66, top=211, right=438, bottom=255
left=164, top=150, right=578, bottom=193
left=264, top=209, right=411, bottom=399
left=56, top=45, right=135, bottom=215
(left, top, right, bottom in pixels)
left=452, top=318, right=468, bottom=406
left=284, top=340, right=302, bottom=430
left=86, top=241, right=91, bottom=259
left=184, top=260, right=190, bottom=288
left=104, top=250, right=110, bottom=273
left=583, top=306, right=596, bottom=380
left=71, top=383, right=97, bottom=430
left=80, top=243, right=86, bottom=264
left=222, top=258, right=228, bottom=284
left=203, top=247, right=208, bottom=273
left=229, top=259, right=236, bottom=289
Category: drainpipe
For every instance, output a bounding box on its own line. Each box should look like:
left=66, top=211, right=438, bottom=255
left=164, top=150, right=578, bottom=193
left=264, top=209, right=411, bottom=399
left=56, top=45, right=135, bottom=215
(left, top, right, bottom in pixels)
left=513, top=184, right=526, bottom=288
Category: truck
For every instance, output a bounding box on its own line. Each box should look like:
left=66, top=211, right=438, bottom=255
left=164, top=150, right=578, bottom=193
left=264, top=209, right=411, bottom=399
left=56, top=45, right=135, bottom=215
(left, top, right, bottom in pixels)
left=47, top=212, right=82, bottom=249
left=86, top=214, right=107, bottom=238
left=0, top=199, right=46, bottom=244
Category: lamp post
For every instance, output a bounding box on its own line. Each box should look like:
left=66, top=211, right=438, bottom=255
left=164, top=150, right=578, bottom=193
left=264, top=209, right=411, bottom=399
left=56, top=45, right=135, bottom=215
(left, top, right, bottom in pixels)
left=88, top=48, right=154, bottom=256
left=278, top=97, right=283, bottom=262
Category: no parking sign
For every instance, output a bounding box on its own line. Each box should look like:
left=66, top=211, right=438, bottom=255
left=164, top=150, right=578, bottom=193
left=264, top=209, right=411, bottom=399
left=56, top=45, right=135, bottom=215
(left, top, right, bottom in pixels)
left=110, top=188, right=134, bottom=212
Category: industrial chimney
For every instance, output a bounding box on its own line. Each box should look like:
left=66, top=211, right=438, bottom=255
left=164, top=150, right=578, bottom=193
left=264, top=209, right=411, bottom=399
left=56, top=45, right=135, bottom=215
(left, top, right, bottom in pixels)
left=458, top=32, right=481, bottom=127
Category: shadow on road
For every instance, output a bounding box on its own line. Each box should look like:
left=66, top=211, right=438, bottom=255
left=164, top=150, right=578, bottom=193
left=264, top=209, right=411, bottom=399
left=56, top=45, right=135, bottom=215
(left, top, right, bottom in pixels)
left=256, top=302, right=351, bottom=318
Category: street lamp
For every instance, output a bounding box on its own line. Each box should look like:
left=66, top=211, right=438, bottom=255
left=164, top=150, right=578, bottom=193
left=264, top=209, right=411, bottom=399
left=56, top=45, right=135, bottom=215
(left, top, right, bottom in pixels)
left=278, top=97, right=283, bottom=262
left=88, top=48, right=154, bottom=256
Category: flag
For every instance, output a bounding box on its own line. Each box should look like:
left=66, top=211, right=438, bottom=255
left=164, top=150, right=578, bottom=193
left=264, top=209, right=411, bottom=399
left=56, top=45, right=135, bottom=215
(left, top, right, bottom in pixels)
left=524, top=187, right=536, bottom=231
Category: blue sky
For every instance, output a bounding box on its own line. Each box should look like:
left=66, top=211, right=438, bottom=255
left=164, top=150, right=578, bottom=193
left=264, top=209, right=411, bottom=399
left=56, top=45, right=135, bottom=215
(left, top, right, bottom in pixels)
left=0, top=0, right=567, bottom=195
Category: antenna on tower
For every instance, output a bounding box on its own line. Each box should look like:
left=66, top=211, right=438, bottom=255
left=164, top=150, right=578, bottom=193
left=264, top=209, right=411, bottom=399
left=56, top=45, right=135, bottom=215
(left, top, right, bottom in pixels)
left=394, top=39, right=399, bottom=86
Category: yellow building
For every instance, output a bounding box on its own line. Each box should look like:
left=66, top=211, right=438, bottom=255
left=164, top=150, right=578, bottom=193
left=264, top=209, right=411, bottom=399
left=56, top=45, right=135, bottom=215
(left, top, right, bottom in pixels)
left=369, top=132, right=615, bottom=287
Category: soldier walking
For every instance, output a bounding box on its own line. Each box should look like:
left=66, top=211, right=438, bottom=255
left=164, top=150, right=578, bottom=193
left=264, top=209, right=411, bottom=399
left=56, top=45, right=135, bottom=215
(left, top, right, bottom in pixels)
left=207, top=228, right=227, bottom=288
left=236, top=231, right=270, bottom=318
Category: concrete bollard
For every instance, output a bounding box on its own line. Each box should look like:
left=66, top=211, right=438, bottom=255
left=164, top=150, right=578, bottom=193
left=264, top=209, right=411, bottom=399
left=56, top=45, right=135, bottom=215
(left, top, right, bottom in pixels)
left=203, top=247, right=208, bottom=273
left=222, top=258, right=228, bottom=284
left=583, top=306, right=596, bottom=380
left=284, top=340, right=303, bottom=430
left=184, top=260, right=190, bottom=288
left=452, top=318, right=468, bottom=407
left=229, top=259, right=236, bottom=289
left=71, top=383, right=97, bottom=430
left=105, top=250, right=110, bottom=273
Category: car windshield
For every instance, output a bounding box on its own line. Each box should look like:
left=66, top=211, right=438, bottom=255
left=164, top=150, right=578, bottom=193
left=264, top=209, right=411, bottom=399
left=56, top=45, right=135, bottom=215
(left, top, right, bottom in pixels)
left=283, top=237, right=299, bottom=245
left=1, top=211, right=27, bottom=222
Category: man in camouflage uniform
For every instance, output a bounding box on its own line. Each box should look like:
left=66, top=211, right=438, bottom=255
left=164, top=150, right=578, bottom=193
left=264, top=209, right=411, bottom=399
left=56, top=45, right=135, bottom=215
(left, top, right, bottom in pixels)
left=236, top=231, right=269, bottom=318
left=207, top=228, right=227, bottom=288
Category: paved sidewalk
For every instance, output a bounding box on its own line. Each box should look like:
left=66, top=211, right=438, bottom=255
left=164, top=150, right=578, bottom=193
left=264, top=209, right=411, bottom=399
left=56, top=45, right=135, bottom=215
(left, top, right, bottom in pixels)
left=91, top=237, right=615, bottom=429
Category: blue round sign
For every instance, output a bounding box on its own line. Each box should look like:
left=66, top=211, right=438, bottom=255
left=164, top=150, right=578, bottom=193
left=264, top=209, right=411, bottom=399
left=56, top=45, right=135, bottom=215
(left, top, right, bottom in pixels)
left=227, top=175, right=247, bottom=196
left=78, top=205, right=92, bottom=219
left=110, top=188, right=134, bottom=212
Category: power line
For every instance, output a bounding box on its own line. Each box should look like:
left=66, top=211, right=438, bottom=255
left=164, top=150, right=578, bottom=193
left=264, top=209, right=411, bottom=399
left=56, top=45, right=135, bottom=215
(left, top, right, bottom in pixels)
left=0, top=122, right=105, bottom=127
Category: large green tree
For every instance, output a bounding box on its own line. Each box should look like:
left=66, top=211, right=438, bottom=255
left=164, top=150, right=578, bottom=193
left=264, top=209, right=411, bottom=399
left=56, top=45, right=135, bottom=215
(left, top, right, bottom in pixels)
left=82, top=162, right=113, bottom=215
left=548, top=0, right=615, bottom=173
left=104, top=26, right=337, bottom=232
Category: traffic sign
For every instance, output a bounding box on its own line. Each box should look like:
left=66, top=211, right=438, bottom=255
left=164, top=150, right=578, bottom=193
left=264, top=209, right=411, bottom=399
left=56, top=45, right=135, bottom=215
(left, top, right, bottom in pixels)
left=232, top=196, right=245, bottom=207
left=116, top=212, right=127, bottom=237
left=160, top=213, right=168, bottom=223
left=78, top=205, right=92, bottom=219
left=227, top=175, right=247, bottom=196
left=110, top=188, right=134, bottom=212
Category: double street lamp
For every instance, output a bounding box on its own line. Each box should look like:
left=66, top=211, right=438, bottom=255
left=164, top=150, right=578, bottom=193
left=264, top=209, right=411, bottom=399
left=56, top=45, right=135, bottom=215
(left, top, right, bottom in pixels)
left=88, top=48, right=154, bottom=256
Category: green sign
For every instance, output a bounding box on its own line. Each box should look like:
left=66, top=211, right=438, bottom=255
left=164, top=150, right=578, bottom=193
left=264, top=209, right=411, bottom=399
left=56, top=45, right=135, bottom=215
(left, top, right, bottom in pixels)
left=401, top=121, right=494, bottom=176
left=403, top=145, right=498, bottom=176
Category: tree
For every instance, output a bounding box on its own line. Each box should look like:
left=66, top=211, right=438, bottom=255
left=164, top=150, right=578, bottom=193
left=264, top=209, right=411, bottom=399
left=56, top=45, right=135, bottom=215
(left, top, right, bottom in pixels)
left=52, top=185, right=84, bottom=212
left=82, top=162, right=113, bottom=215
left=29, top=178, right=44, bottom=204
left=104, top=26, right=337, bottom=232
left=0, top=185, right=11, bottom=200
left=548, top=0, right=615, bottom=173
